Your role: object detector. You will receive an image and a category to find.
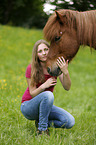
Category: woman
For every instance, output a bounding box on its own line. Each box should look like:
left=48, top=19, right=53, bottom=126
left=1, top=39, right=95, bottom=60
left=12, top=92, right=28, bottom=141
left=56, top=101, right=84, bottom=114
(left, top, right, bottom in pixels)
left=21, top=39, right=75, bottom=135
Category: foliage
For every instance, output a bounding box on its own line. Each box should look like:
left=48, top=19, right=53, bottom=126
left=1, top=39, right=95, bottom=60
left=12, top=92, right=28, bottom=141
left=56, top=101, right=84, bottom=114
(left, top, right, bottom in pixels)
left=49, top=0, right=96, bottom=11
left=0, top=0, right=48, bottom=28
left=0, top=25, right=96, bottom=145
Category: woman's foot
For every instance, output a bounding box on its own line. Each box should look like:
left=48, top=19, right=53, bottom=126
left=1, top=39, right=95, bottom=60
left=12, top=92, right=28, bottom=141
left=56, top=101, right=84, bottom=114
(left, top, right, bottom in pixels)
left=35, top=120, right=50, bottom=136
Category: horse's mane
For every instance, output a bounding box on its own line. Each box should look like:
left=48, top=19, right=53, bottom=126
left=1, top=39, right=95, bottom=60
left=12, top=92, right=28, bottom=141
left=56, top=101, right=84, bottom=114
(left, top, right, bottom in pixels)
left=78, top=10, right=96, bottom=48
left=43, top=9, right=96, bottom=49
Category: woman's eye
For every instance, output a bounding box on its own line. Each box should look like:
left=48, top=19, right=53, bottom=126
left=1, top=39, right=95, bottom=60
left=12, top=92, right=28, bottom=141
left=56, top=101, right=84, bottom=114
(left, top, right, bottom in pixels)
left=44, top=48, right=48, bottom=51
left=38, top=50, right=42, bottom=53
left=55, top=36, right=61, bottom=42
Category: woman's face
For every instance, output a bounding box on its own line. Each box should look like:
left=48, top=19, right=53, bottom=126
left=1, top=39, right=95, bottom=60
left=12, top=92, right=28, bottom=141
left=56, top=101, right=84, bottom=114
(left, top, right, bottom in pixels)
left=37, top=43, right=49, bottom=62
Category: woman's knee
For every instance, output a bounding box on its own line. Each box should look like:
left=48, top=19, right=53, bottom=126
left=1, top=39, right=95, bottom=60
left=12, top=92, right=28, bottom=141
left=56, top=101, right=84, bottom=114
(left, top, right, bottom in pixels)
left=65, top=116, right=75, bottom=129
left=43, top=91, right=54, bottom=103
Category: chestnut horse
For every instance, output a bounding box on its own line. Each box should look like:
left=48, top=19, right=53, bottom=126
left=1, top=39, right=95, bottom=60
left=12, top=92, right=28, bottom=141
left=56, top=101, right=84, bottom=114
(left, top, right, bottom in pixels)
left=43, top=9, right=96, bottom=76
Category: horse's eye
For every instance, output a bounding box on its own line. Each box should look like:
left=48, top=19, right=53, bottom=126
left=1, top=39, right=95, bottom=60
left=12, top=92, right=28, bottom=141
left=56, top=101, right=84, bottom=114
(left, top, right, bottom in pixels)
left=55, top=36, right=61, bottom=42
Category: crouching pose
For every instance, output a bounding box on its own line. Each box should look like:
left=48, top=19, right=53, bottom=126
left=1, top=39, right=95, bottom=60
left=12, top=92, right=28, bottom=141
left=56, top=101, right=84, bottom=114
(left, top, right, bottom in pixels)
left=21, top=40, right=75, bottom=135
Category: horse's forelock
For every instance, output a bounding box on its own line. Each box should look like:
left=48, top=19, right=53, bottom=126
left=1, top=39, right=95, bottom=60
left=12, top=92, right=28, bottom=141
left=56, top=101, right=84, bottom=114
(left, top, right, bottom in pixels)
left=43, top=14, right=61, bottom=41
left=43, top=9, right=78, bottom=41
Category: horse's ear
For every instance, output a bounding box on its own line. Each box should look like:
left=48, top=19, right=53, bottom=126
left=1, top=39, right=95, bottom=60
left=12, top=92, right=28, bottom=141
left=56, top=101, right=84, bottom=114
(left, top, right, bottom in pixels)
left=55, top=10, right=64, bottom=24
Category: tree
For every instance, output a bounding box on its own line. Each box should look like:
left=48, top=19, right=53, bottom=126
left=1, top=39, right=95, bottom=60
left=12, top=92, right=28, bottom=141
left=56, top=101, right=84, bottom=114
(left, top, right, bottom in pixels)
left=49, top=0, right=96, bottom=11
left=0, top=0, right=48, bottom=28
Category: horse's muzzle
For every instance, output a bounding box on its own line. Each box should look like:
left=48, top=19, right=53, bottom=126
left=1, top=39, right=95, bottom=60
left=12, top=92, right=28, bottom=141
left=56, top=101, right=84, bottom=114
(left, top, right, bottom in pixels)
left=47, top=66, right=62, bottom=76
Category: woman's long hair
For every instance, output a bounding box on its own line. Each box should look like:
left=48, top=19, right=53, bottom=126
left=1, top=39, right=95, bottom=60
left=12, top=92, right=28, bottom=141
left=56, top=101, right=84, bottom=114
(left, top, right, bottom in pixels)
left=31, top=40, right=50, bottom=86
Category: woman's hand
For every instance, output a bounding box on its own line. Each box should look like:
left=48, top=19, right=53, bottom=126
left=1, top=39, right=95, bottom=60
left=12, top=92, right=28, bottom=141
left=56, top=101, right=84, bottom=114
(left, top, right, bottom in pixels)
left=29, top=77, right=57, bottom=97
left=56, top=56, right=71, bottom=91
left=56, top=57, right=69, bottom=75
left=41, top=77, right=57, bottom=89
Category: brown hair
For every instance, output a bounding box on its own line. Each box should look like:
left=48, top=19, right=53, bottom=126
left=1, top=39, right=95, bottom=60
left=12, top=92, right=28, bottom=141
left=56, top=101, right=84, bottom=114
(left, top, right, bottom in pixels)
left=31, top=39, right=50, bottom=86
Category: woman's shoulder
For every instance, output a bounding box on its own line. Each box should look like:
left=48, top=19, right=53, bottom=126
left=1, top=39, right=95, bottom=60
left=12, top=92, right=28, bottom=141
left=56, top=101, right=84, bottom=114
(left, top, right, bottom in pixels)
left=26, top=64, right=31, bottom=72
left=25, top=64, right=31, bottom=78
left=27, top=64, right=31, bottom=69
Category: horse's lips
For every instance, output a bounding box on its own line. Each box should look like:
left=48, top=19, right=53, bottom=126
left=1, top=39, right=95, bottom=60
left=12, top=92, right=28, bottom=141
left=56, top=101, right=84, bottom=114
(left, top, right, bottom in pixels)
left=47, top=66, right=62, bottom=77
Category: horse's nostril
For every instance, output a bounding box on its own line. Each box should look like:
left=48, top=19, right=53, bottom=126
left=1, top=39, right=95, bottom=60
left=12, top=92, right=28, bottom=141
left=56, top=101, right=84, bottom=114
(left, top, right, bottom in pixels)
left=47, top=67, right=51, bottom=73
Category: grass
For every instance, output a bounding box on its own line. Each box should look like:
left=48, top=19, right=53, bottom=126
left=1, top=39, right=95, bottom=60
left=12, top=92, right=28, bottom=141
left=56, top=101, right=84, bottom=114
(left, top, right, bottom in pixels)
left=0, top=25, right=96, bottom=145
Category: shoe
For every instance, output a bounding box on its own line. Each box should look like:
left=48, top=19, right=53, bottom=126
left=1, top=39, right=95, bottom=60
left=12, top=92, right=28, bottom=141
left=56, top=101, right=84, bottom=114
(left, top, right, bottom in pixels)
left=37, top=129, right=50, bottom=136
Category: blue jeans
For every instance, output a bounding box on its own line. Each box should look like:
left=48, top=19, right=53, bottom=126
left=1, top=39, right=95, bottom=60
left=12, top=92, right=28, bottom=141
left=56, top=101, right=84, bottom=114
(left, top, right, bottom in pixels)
left=21, top=91, right=75, bottom=131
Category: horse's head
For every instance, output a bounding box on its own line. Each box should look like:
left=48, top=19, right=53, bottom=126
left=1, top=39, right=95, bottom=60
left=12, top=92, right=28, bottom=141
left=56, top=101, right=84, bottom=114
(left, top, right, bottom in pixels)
left=43, top=9, right=80, bottom=76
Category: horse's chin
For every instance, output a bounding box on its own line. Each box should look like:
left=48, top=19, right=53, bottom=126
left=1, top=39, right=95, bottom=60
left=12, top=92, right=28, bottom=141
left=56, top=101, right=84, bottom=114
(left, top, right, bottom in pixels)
left=47, top=67, right=62, bottom=77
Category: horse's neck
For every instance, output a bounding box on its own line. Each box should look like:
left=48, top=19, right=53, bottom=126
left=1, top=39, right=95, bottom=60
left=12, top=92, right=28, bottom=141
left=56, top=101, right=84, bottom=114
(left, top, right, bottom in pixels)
left=77, top=10, right=96, bottom=49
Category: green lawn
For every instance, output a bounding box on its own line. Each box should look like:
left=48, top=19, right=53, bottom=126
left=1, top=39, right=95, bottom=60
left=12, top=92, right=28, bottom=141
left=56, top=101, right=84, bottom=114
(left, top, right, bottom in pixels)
left=0, top=25, right=96, bottom=145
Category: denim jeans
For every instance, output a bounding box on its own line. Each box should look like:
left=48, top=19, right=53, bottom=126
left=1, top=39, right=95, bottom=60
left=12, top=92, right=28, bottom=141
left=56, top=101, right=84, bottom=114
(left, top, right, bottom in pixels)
left=21, top=91, right=75, bottom=131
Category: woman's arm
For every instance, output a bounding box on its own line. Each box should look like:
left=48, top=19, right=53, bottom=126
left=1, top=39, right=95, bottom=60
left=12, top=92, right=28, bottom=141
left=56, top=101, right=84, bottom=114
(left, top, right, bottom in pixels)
left=57, top=57, right=71, bottom=91
left=27, top=78, right=44, bottom=97
left=59, top=72, right=71, bottom=91
left=27, top=77, right=57, bottom=97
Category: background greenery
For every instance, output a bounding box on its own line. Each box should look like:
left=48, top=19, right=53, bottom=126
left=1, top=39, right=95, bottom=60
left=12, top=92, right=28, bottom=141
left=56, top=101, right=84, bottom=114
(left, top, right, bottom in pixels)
left=50, top=0, right=96, bottom=11
left=0, top=25, right=96, bottom=145
left=0, top=0, right=48, bottom=28
left=0, top=0, right=96, bottom=28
